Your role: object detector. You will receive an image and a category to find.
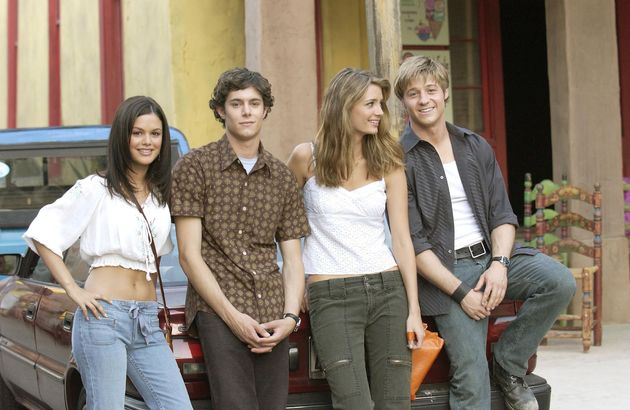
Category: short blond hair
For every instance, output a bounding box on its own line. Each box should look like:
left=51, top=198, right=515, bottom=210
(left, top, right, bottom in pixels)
left=394, top=55, right=450, bottom=99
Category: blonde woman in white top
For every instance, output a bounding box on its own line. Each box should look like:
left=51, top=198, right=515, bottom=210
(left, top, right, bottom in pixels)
left=23, top=96, right=192, bottom=410
left=288, top=68, right=424, bottom=410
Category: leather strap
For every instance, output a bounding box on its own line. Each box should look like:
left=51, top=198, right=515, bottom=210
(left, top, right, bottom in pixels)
left=129, top=193, right=173, bottom=348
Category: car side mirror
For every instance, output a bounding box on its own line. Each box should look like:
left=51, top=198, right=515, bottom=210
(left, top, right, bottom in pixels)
left=0, top=254, right=21, bottom=277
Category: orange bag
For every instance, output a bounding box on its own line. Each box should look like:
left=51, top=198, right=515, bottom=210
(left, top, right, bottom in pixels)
left=407, top=324, right=444, bottom=400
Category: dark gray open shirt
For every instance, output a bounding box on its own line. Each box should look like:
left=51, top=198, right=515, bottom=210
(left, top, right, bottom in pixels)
left=401, top=122, right=521, bottom=315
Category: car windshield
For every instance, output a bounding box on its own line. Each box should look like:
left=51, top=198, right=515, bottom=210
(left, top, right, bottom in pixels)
left=0, top=155, right=106, bottom=210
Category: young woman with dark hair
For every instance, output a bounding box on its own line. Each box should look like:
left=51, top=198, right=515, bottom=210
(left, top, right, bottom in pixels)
left=23, top=96, right=192, bottom=409
left=288, top=68, right=424, bottom=409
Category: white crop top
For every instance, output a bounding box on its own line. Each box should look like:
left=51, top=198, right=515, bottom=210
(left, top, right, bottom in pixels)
left=23, top=175, right=173, bottom=280
left=302, top=176, right=397, bottom=275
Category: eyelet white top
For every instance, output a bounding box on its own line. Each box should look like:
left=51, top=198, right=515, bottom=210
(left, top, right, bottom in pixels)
left=23, top=175, right=173, bottom=280
left=302, top=176, right=397, bottom=275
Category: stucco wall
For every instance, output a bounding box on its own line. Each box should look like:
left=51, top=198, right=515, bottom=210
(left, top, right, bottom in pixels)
left=320, top=0, right=369, bottom=86
left=60, top=0, right=101, bottom=125
left=245, top=0, right=318, bottom=161
left=16, top=0, right=48, bottom=127
left=169, top=0, right=245, bottom=148
left=122, top=0, right=176, bottom=124
left=546, top=0, right=630, bottom=322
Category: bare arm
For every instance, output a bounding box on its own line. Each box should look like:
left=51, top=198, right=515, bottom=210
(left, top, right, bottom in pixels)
left=385, top=168, right=424, bottom=347
left=33, top=241, right=111, bottom=320
left=175, top=216, right=271, bottom=351
left=258, top=239, right=305, bottom=350
left=474, top=223, right=515, bottom=310
left=286, top=142, right=314, bottom=188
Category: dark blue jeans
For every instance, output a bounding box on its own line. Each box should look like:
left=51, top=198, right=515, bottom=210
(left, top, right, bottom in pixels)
left=434, top=252, right=575, bottom=410
left=308, top=271, right=411, bottom=410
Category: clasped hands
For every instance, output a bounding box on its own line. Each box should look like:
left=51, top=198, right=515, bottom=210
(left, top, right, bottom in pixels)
left=227, top=311, right=296, bottom=354
left=460, top=262, right=508, bottom=321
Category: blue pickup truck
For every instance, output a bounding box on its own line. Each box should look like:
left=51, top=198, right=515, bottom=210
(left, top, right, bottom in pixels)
left=0, top=126, right=551, bottom=409
left=0, top=125, right=189, bottom=252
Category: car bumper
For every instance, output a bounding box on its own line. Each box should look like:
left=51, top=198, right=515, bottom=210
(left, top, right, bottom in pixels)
left=125, top=374, right=551, bottom=410
left=286, top=374, right=551, bottom=410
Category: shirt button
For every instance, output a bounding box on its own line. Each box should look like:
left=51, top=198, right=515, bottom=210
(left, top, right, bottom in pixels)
left=252, top=270, right=257, bottom=275
left=238, top=229, right=243, bottom=235
left=440, top=175, right=445, bottom=180
left=242, top=206, right=247, bottom=211
left=242, top=250, right=247, bottom=256
left=257, top=293, right=262, bottom=299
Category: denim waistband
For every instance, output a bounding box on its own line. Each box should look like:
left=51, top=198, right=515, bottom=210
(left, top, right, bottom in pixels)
left=109, top=300, right=159, bottom=345
left=108, top=299, right=159, bottom=312
left=308, top=270, right=403, bottom=297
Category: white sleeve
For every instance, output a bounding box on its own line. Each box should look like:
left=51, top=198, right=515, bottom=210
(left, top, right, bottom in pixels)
left=23, top=175, right=107, bottom=258
left=157, top=230, right=174, bottom=257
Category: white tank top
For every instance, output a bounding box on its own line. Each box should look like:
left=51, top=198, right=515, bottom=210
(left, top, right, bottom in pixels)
left=302, top=176, right=398, bottom=275
left=443, top=161, right=484, bottom=249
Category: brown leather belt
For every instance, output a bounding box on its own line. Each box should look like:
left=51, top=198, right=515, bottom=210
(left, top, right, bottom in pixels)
left=455, top=240, right=488, bottom=259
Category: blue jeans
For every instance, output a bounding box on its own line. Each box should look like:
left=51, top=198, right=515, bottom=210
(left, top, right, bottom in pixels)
left=434, top=253, right=576, bottom=410
left=308, top=271, right=411, bottom=410
left=71, top=300, right=192, bottom=410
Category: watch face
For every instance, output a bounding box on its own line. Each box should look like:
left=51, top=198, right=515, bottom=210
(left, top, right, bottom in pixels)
left=494, top=256, right=509, bottom=267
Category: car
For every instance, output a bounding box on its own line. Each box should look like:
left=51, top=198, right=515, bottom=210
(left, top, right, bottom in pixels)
left=0, top=125, right=190, bottom=253
left=0, top=126, right=551, bottom=409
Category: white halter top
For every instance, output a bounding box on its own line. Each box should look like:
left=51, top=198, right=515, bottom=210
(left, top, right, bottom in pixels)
left=302, top=176, right=397, bottom=275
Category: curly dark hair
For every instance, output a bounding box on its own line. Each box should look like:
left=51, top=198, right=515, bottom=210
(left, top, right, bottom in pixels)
left=208, top=68, right=274, bottom=126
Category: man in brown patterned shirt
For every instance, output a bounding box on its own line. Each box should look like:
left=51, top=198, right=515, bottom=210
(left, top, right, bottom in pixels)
left=171, top=68, right=310, bottom=410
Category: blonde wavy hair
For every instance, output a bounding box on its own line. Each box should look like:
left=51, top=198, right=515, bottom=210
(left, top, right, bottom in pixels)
left=314, top=68, right=403, bottom=187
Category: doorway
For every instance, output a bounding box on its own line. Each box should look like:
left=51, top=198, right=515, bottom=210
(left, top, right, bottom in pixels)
left=500, top=0, right=552, bottom=223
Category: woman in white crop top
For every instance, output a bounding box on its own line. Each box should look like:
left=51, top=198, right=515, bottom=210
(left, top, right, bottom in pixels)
left=288, top=68, right=424, bottom=409
left=23, top=97, right=192, bottom=409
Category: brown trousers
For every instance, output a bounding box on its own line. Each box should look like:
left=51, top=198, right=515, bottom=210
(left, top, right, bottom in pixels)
left=196, top=311, right=289, bottom=410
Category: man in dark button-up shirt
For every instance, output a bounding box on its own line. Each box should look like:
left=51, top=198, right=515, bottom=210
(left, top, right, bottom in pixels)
left=395, top=56, right=575, bottom=410
left=172, top=68, right=310, bottom=410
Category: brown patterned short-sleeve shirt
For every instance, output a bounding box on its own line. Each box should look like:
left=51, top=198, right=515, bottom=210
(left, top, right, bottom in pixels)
left=171, top=135, right=310, bottom=331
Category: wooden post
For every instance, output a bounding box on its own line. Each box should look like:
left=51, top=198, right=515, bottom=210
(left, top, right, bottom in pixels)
left=364, top=0, right=403, bottom=134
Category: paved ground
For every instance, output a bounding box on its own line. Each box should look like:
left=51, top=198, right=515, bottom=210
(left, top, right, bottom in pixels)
left=535, top=323, right=630, bottom=409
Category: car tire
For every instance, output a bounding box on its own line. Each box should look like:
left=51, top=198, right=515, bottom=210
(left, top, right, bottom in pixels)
left=77, top=388, right=87, bottom=410
left=0, top=376, right=21, bottom=409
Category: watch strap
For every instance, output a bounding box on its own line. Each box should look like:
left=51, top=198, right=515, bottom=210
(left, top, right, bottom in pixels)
left=283, top=313, right=300, bottom=332
left=491, top=256, right=510, bottom=267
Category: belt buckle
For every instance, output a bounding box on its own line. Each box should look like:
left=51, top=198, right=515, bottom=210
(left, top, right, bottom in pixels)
left=468, top=241, right=486, bottom=258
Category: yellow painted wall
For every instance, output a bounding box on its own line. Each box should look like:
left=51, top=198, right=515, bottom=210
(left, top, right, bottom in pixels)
left=17, top=0, right=48, bottom=127
left=0, top=0, right=7, bottom=128
left=122, top=0, right=176, bottom=124
left=169, top=0, right=245, bottom=147
left=320, top=0, right=369, bottom=89
left=60, top=0, right=101, bottom=125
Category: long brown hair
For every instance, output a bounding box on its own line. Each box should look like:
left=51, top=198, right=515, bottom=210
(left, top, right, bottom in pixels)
left=314, top=68, right=403, bottom=187
left=103, top=96, right=171, bottom=205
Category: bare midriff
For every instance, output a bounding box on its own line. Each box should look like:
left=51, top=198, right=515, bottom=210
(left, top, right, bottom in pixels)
left=306, top=265, right=399, bottom=284
left=85, top=266, right=158, bottom=301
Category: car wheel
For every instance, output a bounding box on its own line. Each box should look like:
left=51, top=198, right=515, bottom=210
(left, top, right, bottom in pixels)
left=77, top=388, right=87, bottom=410
left=0, top=377, right=21, bottom=409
